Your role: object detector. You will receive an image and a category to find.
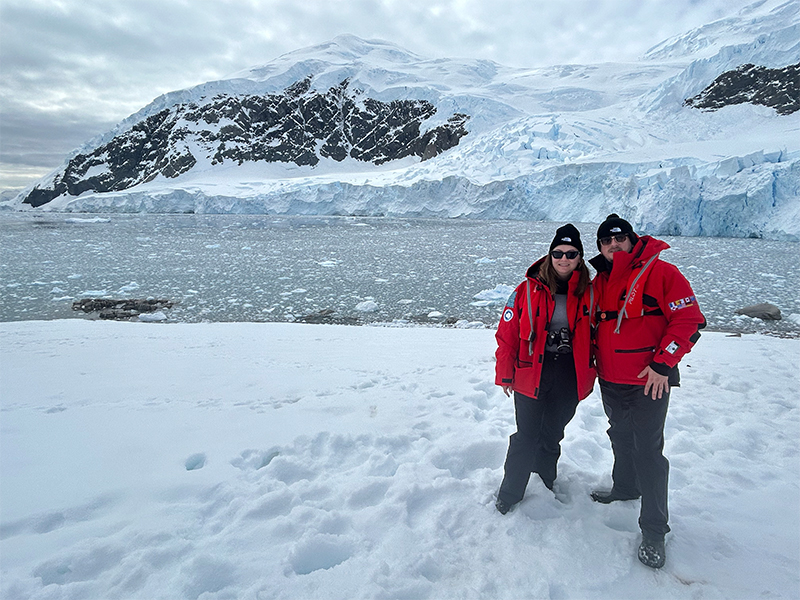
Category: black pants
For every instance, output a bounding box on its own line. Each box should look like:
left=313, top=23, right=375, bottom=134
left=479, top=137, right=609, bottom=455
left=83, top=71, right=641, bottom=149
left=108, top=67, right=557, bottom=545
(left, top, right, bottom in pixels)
left=498, top=352, right=579, bottom=505
left=600, top=379, right=670, bottom=540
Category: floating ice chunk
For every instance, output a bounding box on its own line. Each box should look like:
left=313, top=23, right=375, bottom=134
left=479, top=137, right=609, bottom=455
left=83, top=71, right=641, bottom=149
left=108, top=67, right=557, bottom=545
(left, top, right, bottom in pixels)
left=318, top=260, right=339, bottom=267
left=138, top=311, right=167, bottom=322
left=454, top=320, right=486, bottom=329
left=427, top=311, right=444, bottom=318
left=472, top=284, right=515, bottom=306
left=356, top=300, right=379, bottom=312
left=205, top=244, right=221, bottom=249
left=119, top=282, right=140, bottom=293
left=397, top=299, right=413, bottom=304
left=65, top=217, right=110, bottom=223
left=474, top=257, right=496, bottom=264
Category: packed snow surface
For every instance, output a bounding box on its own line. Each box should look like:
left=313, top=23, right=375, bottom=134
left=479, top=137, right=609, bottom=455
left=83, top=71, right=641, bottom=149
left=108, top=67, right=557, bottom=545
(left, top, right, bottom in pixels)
left=1, top=320, right=797, bottom=599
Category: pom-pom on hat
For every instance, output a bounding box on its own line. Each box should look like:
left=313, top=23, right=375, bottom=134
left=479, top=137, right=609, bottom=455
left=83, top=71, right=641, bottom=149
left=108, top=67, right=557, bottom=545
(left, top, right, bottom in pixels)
left=549, top=223, right=583, bottom=256
left=596, top=214, right=638, bottom=249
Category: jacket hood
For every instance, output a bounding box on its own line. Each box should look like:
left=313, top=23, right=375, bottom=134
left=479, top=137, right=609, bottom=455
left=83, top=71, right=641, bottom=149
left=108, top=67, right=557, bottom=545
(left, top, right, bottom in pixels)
left=525, top=256, right=548, bottom=279
left=589, top=235, right=670, bottom=274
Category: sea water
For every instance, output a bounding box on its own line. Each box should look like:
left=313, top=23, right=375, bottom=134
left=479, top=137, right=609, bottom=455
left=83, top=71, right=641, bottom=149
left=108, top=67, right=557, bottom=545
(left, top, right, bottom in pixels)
left=1, top=212, right=798, bottom=336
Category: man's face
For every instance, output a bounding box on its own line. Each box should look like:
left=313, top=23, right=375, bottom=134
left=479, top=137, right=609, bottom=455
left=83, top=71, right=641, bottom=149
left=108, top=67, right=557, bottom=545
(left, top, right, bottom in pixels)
left=599, top=233, right=633, bottom=262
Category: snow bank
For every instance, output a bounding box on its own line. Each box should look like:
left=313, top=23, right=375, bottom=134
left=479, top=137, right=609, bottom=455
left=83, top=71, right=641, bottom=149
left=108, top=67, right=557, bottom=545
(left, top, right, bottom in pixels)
left=0, top=320, right=798, bottom=599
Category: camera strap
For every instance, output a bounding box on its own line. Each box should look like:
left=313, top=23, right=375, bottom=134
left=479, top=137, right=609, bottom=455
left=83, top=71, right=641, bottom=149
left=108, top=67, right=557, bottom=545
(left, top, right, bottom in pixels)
left=526, top=279, right=535, bottom=355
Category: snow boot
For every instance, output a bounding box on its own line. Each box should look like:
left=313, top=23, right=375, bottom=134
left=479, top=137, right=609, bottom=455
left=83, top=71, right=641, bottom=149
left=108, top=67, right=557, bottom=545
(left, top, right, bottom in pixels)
left=590, top=489, right=641, bottom=504
left=495, top=497, right=513, bottom=515
left=638, top=536, right=666, bottom=569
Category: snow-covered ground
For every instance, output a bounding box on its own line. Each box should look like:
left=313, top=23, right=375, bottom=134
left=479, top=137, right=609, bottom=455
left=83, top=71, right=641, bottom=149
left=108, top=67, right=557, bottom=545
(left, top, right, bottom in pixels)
left=1, top=320, right=798, bottom=599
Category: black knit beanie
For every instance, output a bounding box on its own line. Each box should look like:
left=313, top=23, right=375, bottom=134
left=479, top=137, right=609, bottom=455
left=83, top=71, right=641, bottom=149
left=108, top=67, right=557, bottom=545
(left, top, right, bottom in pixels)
left=549, top=223, right=584, bottom=256
left=596, top=214, right=638, bottom=249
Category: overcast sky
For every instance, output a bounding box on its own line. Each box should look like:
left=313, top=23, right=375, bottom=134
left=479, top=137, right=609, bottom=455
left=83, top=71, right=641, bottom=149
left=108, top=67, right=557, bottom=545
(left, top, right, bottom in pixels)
left=0, top=0, right=759, bottom=191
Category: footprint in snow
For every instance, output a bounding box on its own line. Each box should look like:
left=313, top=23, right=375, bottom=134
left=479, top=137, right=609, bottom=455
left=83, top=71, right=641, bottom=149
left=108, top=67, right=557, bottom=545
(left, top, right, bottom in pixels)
left=231, top=448, right=280, bottom=471
left=288, top=534, right=355, bottom=575
left=185, top=453, right=207, bottom=471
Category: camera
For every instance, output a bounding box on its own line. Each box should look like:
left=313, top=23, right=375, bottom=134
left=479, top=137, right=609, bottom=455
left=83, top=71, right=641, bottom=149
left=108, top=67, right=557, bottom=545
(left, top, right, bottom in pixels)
left=548, top=327, right=572, bottom=354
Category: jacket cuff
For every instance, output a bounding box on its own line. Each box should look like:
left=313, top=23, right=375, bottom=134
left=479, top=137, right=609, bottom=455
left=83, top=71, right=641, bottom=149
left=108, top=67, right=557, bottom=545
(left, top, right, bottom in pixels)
left=649, top=361, right=671, bottom=376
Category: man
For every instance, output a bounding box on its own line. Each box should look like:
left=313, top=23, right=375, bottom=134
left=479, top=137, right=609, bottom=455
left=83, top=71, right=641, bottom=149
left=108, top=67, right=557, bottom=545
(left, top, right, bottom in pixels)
left=589, top=214, right=705, bottom=569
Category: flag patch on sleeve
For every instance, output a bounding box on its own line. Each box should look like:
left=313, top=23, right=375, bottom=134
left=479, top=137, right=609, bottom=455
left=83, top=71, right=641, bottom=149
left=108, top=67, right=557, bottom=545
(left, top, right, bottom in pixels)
left=665, top=341, right=680, bottom=354
left=669, top=295, right=697, bottom=311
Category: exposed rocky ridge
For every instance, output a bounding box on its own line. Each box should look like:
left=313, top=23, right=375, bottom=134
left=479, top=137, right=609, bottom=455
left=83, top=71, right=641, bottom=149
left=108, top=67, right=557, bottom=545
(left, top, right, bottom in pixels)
left=22, top=77, right=469, bottom=208
left=684, top=62, right=799, bottom=115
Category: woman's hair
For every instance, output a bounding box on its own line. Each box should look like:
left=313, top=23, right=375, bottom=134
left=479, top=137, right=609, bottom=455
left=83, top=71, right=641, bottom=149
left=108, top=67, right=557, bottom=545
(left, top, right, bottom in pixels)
left=538, top=254, right=590, bottom=297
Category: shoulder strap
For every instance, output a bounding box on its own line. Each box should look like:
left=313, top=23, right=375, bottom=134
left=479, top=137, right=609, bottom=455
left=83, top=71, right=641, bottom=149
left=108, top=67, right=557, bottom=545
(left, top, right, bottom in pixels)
left=615, top=254, right=659, bottom=333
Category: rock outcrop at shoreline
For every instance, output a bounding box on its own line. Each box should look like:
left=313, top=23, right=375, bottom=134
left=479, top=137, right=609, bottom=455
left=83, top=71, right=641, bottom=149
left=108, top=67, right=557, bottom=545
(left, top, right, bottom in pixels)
left=73, top=298, right=175, bottom=320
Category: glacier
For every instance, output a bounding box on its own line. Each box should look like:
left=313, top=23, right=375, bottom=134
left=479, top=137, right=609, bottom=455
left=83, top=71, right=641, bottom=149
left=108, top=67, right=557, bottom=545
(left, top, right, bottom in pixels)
left=6, top=0, right=800, bottom=240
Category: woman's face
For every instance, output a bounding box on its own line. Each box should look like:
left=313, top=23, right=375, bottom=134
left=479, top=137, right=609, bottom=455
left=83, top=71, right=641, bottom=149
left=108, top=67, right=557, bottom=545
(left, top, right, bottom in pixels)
left=550, top=244, right=581, bottom=280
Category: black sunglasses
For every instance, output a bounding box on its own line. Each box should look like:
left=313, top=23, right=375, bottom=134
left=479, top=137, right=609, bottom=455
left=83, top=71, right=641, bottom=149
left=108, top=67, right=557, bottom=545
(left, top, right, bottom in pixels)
left=551, top=250, right=580, bottom=259
left=599, top=234, right=629, bottom=246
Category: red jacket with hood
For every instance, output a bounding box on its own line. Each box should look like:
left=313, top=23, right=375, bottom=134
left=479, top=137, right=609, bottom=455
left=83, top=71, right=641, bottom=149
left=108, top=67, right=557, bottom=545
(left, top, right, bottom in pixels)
left=495, top=257, right=596, bottom=400
left=589, top=235, right=706, bottom=386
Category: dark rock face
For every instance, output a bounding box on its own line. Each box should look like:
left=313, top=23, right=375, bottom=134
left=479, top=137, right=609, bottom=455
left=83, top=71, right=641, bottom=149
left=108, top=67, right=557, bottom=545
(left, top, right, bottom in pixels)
left=73, top=298, right=174, bottom=320
left=22, top=78, right=470, bottom=207
left=684, top=63, right=799, bottom=115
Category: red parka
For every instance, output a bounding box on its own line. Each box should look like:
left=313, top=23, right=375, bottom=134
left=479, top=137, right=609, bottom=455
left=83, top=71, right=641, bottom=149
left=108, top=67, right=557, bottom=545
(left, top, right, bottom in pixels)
left=495, top=257, right=597, bottom=400
left=589, top=235, right=706, bottom=386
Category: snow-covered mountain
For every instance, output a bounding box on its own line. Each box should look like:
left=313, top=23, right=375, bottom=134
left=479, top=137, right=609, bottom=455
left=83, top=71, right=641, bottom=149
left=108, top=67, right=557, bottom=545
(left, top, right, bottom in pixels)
left=10, top=0, right=800, bottom=239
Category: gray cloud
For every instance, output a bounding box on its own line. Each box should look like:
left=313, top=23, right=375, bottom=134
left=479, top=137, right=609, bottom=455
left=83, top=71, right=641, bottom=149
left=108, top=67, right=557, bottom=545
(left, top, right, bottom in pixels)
left=0, top=0, right=758, bottom=191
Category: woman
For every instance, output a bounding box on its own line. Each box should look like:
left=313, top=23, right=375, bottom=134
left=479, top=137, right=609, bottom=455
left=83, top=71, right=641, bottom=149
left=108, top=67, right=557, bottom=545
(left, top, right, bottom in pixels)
left=494, top=223, right=596, bottom=514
